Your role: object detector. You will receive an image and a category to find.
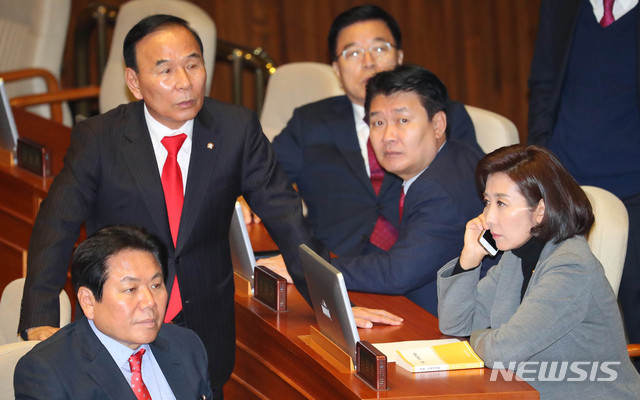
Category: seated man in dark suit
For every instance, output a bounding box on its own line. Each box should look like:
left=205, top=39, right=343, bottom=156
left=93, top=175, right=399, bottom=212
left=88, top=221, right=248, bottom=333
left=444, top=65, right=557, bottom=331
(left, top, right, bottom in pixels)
left=333, top=65, right=483, bottom=316
left=270, top=4, right=481, bottom=258
left=14, top=225, right=213, bottom=399
left=269, top=65, right=483, bottom=317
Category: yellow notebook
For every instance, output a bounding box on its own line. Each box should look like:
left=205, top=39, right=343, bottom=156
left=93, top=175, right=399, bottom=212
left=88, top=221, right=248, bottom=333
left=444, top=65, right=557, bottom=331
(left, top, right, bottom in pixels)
left=396, top=340, right=484, bottom=373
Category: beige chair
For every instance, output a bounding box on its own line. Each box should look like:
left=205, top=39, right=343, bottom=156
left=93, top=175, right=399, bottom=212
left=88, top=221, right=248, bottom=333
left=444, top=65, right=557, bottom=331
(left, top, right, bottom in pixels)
left=260, top=62, right=344, bottom=141
left=581, top=186, right=640, bottom=358
left=464, top=105, right=519, bottom=154
left=8, top=0, right=217, bottom=121
left=0, top=340, right=39, bottom=400
left=0, top=278, right=71, bottom=345
left=0, top=0, right=72, bottom=124
left=582, top=185, right=629, bottom=297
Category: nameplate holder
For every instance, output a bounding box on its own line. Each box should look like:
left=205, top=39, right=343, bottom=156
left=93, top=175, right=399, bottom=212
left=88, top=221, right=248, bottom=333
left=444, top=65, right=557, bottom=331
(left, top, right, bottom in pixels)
left=253, top=265, right=287, bottom=312
left=17, top=137, right=51, bottom=177
left=356, top=341, right=388, bottom=391
left=300, top=325, right=355, bottom=373
left=233, top=271, right=252, bottom=297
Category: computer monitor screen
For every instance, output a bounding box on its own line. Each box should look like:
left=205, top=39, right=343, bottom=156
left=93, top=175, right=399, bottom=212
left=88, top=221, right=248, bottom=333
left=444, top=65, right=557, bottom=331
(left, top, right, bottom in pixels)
left=0, top=78, right=19, bottom=153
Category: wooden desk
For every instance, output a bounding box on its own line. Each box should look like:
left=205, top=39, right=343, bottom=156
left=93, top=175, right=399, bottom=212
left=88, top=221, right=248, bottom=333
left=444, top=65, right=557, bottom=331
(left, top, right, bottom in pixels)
left=5, top=110, right=536, bottom=398
left=0, top=108, right=70, bottom=291
left=228, top=281, right=538, bottom=399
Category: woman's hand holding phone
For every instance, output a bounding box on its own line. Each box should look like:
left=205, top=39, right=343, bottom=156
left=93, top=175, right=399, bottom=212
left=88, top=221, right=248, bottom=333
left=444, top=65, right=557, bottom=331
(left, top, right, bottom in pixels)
left=459, top=215, right=492, bottom=270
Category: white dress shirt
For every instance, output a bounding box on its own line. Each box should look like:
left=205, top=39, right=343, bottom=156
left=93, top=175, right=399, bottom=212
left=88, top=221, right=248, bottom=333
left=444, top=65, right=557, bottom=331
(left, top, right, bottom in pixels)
left=351, top=102, right=372, bottom=177
left=144, top=104, right=193, bottom=194
left=590, top=0, right=638, bottom=21
left=88, top=319, right=176, bottom=400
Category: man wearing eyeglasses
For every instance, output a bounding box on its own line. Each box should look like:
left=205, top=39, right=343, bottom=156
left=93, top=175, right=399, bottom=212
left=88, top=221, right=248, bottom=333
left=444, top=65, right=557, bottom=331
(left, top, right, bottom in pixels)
left=271, top=5, right=481, bottom=260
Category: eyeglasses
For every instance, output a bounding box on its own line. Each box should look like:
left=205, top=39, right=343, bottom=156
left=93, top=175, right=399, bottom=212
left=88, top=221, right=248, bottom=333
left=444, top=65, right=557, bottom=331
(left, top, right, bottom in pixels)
left=337, top=42, right=396, bottom=62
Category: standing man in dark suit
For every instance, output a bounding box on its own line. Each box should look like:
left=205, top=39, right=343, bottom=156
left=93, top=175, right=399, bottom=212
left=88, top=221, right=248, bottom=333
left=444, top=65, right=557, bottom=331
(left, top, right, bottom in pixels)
left=15, top=225, right=213, bottom=399
left=527, top=0, right=640, bottom=354
left=271, top=5, right=481, bottom=259
left=17, top=14, right=350, bottom=399
left=333, top=65, right=483, bottom=316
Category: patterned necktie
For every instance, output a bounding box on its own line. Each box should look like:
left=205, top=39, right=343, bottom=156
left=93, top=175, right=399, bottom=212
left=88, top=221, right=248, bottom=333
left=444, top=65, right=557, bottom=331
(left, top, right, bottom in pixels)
left=366, top=139, right=398, bottom=251
left=161, top=133, right=187, bottom=323
left=129, top=349, right=152, bottom=400
left=600, top=0, right=615, bottom=27
left=399, top=187, right=406, bottom=222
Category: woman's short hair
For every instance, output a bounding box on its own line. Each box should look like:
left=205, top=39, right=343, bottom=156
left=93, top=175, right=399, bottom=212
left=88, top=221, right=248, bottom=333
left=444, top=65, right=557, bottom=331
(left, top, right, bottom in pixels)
left=476, top=144, right=594, bottom=243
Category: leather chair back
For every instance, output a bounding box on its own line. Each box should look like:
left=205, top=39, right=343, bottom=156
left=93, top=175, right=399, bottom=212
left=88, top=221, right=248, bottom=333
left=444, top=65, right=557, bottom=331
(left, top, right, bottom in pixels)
left=260, top=62, right=344, bottom=141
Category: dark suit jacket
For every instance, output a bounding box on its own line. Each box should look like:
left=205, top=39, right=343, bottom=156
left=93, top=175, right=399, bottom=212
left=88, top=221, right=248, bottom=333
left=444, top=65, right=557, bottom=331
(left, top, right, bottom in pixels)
left=20, top=99, right=316, bottom=387
left=272, top=95, right=479, bottom=257
left=14, top=320, right=213, bottom=399
left=332, top=140, right=483, bottom=316
left=527, top=0, right=640, bottom=145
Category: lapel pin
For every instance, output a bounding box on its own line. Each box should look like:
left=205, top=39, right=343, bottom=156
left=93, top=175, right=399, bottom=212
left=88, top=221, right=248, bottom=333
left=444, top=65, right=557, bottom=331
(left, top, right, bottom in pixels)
left=207, top=142, right=214, bottom=150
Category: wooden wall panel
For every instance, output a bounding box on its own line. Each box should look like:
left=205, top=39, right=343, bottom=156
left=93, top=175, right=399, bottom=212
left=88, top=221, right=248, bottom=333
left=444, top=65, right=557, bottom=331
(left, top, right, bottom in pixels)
left=62, top=0, right=541, bottom=142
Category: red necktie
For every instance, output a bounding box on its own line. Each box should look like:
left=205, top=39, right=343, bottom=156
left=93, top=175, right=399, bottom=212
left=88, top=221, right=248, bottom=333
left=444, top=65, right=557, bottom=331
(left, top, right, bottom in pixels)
left=600, top=0, right=615, bottom=27
left=128, top=349, right=152, bottom=400
left=366, top=139, right=398, bottom=251
left=399, top=188, right=406, bottom=222
left=161, top=133, right=186, bottom=323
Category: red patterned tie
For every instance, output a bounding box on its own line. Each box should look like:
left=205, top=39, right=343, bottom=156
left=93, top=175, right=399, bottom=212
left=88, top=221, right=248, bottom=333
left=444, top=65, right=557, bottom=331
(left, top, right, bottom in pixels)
left=128, top=349, right=152, bottom=400
left=600, top=0, right=615, bottom=27
left=399, top=188, right=406, bottom=222
left=161, top=134, right=187, bottom=323
left=366, top=140, right=398, bottom=250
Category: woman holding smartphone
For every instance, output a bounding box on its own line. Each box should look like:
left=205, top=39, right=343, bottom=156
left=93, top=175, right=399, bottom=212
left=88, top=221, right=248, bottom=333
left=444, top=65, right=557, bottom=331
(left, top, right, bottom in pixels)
left=437, top=145, right=640, bottom=399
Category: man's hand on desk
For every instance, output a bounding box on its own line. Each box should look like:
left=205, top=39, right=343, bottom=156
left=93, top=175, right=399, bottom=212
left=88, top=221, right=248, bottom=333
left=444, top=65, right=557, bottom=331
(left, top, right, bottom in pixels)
left=258, top=255, right=293, bottom=283
left=352, top=307, right=403, bottom=328
left=238, top=197, right=261, bottom=224
left=26, top=326, right=59, bottom=341
left=259, top=257, right=405, bottom=328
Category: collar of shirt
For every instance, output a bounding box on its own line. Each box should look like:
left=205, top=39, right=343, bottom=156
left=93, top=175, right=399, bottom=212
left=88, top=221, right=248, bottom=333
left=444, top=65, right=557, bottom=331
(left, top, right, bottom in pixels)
left=87, top=319, right=176, bottom=400
left=402, top=140, right=446, bottom=195
left=590, top=0, right=638, bottom=21
left=351, top=102, right=372, bottom=177
left=144, top=104, right=194, bottom=193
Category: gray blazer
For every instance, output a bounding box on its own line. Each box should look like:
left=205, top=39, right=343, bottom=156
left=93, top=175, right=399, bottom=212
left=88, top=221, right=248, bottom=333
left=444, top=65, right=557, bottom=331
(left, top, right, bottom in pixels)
left=437, top=236, right=640, bottom=399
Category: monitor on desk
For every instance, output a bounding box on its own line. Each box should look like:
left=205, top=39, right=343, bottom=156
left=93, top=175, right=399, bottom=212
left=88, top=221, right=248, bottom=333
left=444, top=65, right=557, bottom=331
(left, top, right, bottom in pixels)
left=230, top=201, right=257, bottom=290
left=299, top=244, right=360, bottom=359
left=0, top=78, right=19, bottom=154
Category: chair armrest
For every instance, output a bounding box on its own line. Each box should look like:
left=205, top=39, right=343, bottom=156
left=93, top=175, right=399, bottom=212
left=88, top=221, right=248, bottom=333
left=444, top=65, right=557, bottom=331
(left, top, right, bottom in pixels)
left=1, top=68, right=64, bottom=122
left=628, top=343, right=640, bottom=358
left=9, top=86, right=101, bottom=124
left=0, top=68, right=60, bottom=90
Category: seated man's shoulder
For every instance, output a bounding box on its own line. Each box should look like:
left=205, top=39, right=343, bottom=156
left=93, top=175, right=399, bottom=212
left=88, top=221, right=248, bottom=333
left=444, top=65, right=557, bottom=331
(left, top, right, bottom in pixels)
left=17, top=321, right=84, bottom=364
left=294, top=95, right=350, bottom=117
left=157, top=324, right=206, bottom=355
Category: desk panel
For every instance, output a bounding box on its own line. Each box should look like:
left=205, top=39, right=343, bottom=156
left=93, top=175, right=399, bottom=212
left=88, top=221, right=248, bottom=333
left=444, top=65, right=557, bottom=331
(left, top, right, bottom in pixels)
left=230, top=283, right=538, bottom=399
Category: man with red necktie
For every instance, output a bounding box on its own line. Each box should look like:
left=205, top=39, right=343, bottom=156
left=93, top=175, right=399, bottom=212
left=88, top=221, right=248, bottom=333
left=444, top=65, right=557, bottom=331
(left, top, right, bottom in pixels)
left=15, top=226, right=213, bottom=399
left=18, top=14, right=335, bottom=399
left=328, top=65, right=483, bottom=317
left=528, top=0, right=640, bottom=369
left=271, top=5, right=482, bottom=261
left=272, top=66, right=483, bottom=318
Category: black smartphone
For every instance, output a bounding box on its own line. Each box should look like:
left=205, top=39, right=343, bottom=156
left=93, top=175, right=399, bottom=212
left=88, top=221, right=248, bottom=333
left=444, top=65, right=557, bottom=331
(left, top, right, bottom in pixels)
left=478, top=229, right=498, bottom=256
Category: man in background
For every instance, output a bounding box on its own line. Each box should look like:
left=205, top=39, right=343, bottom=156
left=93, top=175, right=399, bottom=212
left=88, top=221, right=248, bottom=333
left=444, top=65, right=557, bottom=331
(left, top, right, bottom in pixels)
left=269, top=65, right=483, bottom=316
left=271, top=4, right=481, bottom=259
left=527, top=0, right=640, bottom=358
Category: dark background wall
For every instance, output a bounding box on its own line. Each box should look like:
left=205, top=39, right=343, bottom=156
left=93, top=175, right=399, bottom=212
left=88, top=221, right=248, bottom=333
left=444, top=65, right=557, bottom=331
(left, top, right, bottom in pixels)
left=61, top=0, right=542, bottom=143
